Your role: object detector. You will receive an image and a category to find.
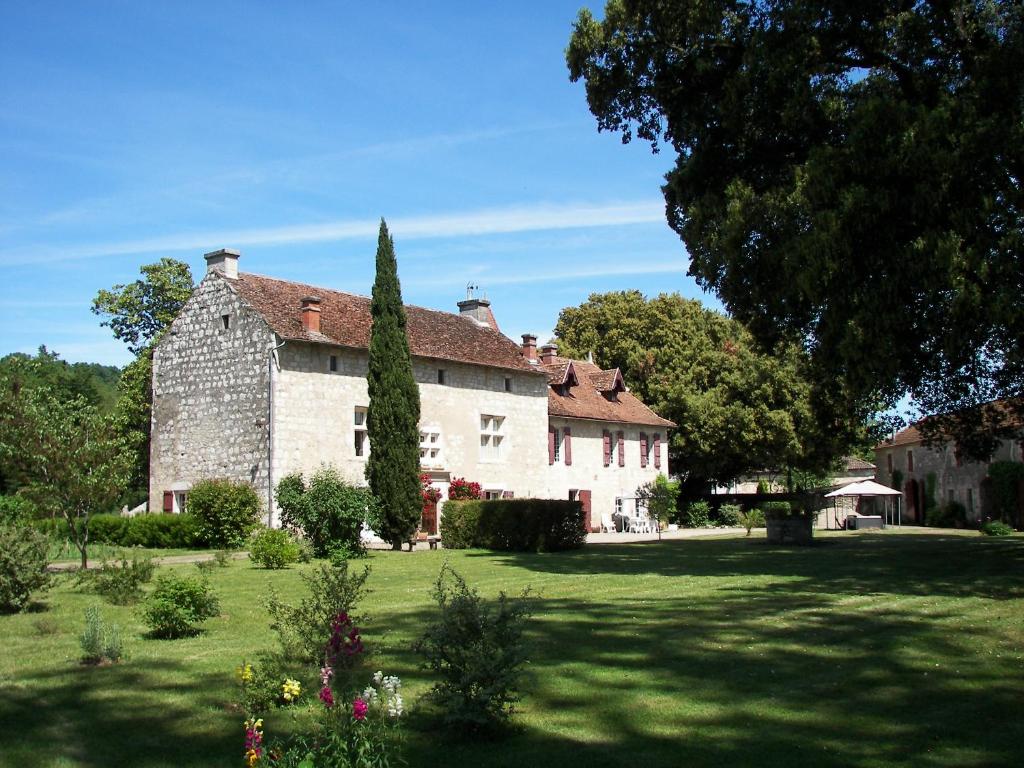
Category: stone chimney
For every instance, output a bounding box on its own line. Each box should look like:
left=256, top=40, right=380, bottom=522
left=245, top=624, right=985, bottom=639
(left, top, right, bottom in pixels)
left=300, top=296, right=322, bottom=333
left=457, top=283, right=498, bottom=329
left=540, top=343, right=558, bottom=365
left=204, top=248, right=240, bottom=279
left=521, top=334, right=537, bottom=363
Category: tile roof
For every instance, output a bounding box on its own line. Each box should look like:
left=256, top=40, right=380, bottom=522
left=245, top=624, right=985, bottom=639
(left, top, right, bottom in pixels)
left=843, top=456, right=877, bottom=471
left=226, top=272, right=542, bottom=374
left=541, top=356, right=675, bottom=428
left=876, top=399, right=1024, bottom=450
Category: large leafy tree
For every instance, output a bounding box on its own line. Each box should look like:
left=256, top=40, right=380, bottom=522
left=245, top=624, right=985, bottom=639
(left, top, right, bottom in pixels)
left=567, top=1, right=1024, bottom=458
left=92, top=258, right=194, bottom=502
left=555, top=291, right=869, bottom=492
left=365, top=220, right=422, bottom=549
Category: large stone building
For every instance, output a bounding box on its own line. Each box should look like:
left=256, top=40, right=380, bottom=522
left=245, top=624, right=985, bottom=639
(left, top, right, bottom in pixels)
left=149, top=249, right=673, bottom=532
left=874, top=412, right=1024, bottom=524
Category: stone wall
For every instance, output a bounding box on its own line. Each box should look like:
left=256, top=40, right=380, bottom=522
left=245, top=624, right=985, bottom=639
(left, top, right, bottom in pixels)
left=149, top=274, right=275, bottom=516
left=545, top=417, right=667, bottom=530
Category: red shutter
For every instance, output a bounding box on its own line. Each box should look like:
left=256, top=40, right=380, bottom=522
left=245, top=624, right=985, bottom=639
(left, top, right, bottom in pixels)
left=162, top=491, right=173, bottom=513
left=640, top=433, right=648, bottom=468
left=548, top=426, right=555, bottom=465
left=603, top=430, right=611, bottom=467
left=563, top=426, right=572, bottom=466
left=654, top=434, right=662, bottom=469
left=617, top=431, right=625, bottom=467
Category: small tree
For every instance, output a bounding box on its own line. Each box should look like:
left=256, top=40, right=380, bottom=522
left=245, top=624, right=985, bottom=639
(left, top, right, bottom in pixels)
left=635, top=474, right=679, bottom=539
left=276, top=467, right=379, bottom=557
left=187, top=478, right=261, bottom=549
left=365, top=220, right=422, bottom=549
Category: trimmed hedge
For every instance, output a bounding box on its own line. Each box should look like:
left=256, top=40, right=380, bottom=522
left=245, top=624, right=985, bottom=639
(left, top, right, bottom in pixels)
left=440, top=498, right=585, bottom=552
left=34, top=513, right=206, bottom=549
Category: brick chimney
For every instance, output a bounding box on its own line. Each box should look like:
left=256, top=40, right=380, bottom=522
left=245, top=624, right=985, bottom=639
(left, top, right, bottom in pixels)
left=300, top=296, right=322, bottom=333
left=521, top=334, right=537, bottom=363
left=540, top=343, right=558, bottom=365
left=204, top=248, right=240, bottom=279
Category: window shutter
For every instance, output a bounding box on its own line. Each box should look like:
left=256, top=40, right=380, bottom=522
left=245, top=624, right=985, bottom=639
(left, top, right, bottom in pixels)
left=640, top=433, right=648, bottom=468
left=654, top=434, right=661, bottom=469
left=162, top=491, right=173, bottom=513
left=502, top=490, right=515, bottom=499
left=603, top=430, right=611, bottom=467
left=563, top=426, right=572, bottom=466
left=548, top=426, right=556, bottom=465
left=617, top=431, right=625, bottom=467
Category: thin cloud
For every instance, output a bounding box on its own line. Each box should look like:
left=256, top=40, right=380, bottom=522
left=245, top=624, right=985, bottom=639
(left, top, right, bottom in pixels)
left=410, top=258, right=688, bottom=289
left=0, top=200, right=667, bottom=266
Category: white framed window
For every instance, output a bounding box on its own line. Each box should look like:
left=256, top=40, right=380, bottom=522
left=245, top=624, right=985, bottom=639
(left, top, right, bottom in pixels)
left=608, top=435, right=617, bottom=467
left=553, top=429, right=562, bottom=462
left=419, top=426, right=443, bottom=468
left=354, top=407, right=368, bottom=457
left=479, top=414, right=505, bottom=461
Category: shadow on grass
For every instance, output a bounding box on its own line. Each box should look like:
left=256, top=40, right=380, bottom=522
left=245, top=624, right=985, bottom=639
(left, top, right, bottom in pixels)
left=0, top=658, right=236, bottom=768
left=376, top=536, right=1024, bottom=768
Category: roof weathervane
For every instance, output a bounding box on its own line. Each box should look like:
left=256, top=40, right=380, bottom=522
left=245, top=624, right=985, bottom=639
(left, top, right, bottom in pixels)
left=466, top=282, right=479, bottom=300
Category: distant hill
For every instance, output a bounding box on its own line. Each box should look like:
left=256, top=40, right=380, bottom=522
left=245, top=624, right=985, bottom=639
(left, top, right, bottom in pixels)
left=0, top=347, right=122, bottom=412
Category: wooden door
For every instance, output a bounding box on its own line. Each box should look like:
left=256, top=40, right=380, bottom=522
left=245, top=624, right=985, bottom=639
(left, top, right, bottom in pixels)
left=578, top=490, right=593, bottom=532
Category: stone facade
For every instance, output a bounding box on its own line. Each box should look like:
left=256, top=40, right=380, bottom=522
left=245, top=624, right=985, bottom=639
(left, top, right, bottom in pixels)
left=874, top=429, right=1024, bottom=523
left=149, top=273, right=275, bottom=518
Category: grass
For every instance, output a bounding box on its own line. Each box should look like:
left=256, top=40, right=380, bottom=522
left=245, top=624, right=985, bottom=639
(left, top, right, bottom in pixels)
left=2, top=530, right=1022, bottom=767
left=46, top=542, right=209, bottom=565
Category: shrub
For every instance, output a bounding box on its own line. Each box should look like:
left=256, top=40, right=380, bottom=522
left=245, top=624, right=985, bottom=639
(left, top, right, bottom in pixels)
left=214, top=549, right=232, bottom=567
left=88, top=551, right=156, bottom=604
left=981, top=520, right=1014, bottom=537
left=684, top=501, right=711, bottom=528
left=440, top=499, right=585, bottom=552
left=760, top=500, right=794, bottom=517
left=87, top=514, right=130, bottom=544
left=988, top=462, right=1024, bottom=523
left=0, top=522, right=50, bottom=613
left=187, top=479, right=261, bottom=548
left=413, top=564, right=531, bottom=732
left=0, top=495, right=37, bottom=525
left=275, top=468, right=379, bottom=557
left=926, top=501, right=968, bottom=529
left=249, top=528, right=301, bottom=569
left=447, top=477, right=482, bottom=501
left=142, top=574, right=220, bottom=638
left=124, top=513, right=204, bottom=548
left=737, top=507, right=766, bottom=536
left=718, top=503, right=743, bottom=527
left=80, top=606, right=124, bottom=664
left=267, top=561, right=369, bottom=662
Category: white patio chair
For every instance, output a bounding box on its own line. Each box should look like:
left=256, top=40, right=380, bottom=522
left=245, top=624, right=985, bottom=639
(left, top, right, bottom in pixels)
left=629, top=514, right=651, bottom=534
left=600, top=513, right=617, bottom=533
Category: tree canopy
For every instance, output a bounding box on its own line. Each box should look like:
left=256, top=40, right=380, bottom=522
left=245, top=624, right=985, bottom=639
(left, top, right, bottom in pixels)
left=567, top=1, right=1024, bottom=457
left=555, top=290, right=866, bottom=492
left=365, top=220, right=423, bottom=549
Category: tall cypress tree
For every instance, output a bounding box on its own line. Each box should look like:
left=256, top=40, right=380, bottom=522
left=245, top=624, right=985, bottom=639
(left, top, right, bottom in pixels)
left=366, top=219, right=422, bottom=549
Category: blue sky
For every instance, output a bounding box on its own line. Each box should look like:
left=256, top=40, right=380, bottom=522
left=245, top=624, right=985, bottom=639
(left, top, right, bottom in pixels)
left=0, top=1, right=714, bottom=367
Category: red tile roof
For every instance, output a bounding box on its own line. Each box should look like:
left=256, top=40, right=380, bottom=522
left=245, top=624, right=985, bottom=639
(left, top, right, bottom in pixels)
left=541, top=356, right=674, bottom=428
left=227, top=272, right=542, bottom=374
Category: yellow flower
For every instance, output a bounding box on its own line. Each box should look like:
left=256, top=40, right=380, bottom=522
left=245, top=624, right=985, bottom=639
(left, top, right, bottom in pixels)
left=236, top=663, right=254, bottom=684
left=281, top=679, right=301, bottom=702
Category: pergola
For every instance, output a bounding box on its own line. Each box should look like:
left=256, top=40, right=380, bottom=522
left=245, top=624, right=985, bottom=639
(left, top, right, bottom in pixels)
left=824, top=480, right=903, bottom=529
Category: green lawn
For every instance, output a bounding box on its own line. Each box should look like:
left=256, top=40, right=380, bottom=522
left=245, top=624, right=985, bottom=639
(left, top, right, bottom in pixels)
left=3, top=531, right=1022, bottom=768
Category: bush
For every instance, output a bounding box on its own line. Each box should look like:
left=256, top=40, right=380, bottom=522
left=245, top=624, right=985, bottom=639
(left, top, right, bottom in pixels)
left=981, top=520, right=1014, bottom=537
left=0, top=495, right=37, bottom=525
left=926, top=501, right=968, bottom=529
left=737, top=508, right=766, bottom=536
left=87, top=514, right=130, bottom=544
left=760, top=500, right=794, bottom=517
left=447, top=477, right=482, bottom=501
left=142, top=574, right=220, bottom=638
left=0, top=522, right=50, bottom=613
left=88, top=551, right=156, bottom=604
left=413, top=564, right=531, bottom=732
left=440, top=499, right=585, bottom=552
left=124, top=513, right=204, bottom=548
left=267, top=561, right=369, bottom=662
left=80, top=606, right=124, bottom=664
left=988, top=461, right=1024, bottom=523
left=275, top=468, right=379, bottom=557
left=684, top=501, right=711, bottom=528
left=717, top=503, right=743, bottom=527
left=187, top=479, right=261, bottom=549
left=249, top=528, right=301, bottom=569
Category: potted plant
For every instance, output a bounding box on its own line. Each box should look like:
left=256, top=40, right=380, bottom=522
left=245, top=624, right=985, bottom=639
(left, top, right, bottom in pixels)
left=762, top=500, right=814, bottom=544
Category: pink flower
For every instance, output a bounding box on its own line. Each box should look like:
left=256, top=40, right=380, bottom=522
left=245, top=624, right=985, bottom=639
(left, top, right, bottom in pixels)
left=352, top=697, right=368, bottom=721
left=319, top=685, right=335, bottom=708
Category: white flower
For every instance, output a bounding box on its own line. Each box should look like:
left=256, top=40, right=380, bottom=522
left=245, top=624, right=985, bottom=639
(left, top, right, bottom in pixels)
left=383, top=675, right=401, bottom=694
left=362, top=686, right=378, bottom=703
left=372, top=670, right=384, bottom=686
left=387, top=694, right=404, bottom=718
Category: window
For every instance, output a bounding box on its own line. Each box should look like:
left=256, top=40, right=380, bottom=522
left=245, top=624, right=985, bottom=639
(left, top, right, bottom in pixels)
left=907, top=450, right=914, bottom=473
left=887, top=453, right=893, bottom=474
left=504, top=376, right=513, bottom=393
left=479, top=414, right=505, bottom=461
left=966, top=487, right=975, bottom=516
left=553, top=428, right=562, bottom=462
left=354, top=407, right=368, bottom=457
left=221, top=314, right=231, bottom=330
left=437, top=369, right=446, bottom=385
left=329, top=355, right=338, bottom=372
left=568, top=489, right=578, bottom=501
left=484, top=489, right=502, bottom=500
left=947, top=489, right=955, bottom=504
left=419, top=427, right=442, bottom=467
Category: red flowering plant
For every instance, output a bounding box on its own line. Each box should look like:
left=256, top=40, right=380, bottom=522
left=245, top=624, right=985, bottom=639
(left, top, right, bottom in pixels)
left=447, top=477, right=482, bottom=501
left=420, top=474, right=442, bottom=505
